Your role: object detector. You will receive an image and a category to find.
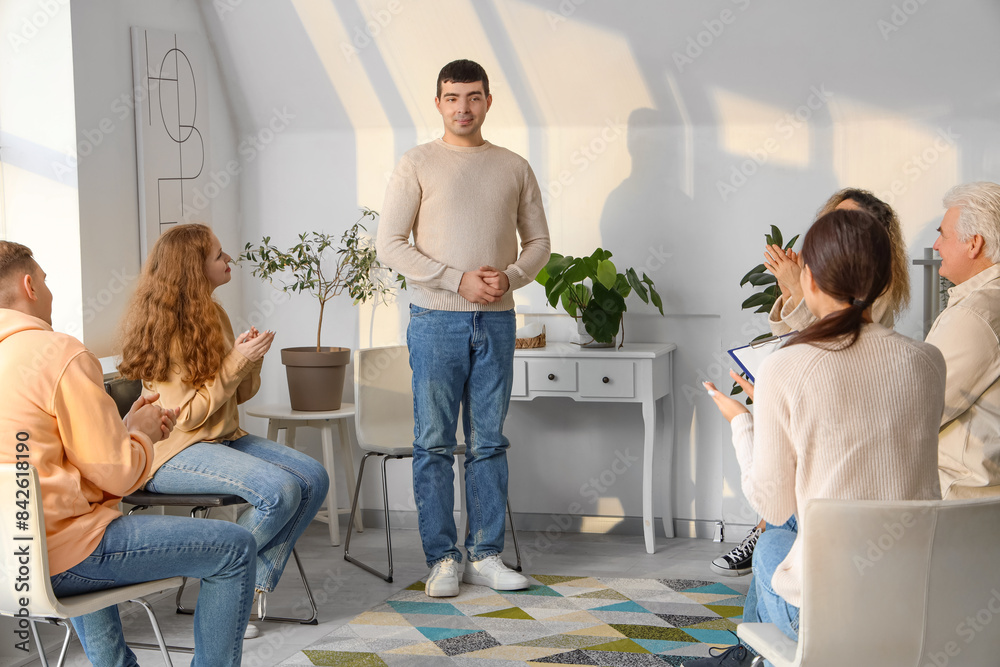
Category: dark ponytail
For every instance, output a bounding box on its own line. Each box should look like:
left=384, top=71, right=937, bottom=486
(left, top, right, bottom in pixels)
left=786, top=209, right=891, bottom=350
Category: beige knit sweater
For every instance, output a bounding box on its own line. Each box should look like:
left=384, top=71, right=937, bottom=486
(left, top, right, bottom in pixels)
left=376, top=139, right=550, bottom=311
left=730, top=323, right=945, bottom=607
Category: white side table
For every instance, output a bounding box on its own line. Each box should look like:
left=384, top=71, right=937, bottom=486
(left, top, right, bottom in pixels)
left=512, top=342, right=675, bottom=553
left=245, top=403, right=364, bottom=547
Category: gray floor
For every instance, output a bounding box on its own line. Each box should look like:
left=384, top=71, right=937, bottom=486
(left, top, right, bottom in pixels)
left=26, top=522, right=737, bottom=666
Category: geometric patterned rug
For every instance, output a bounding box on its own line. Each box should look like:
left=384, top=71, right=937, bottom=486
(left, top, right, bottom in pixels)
left=277, top=574, right=748, bottom=666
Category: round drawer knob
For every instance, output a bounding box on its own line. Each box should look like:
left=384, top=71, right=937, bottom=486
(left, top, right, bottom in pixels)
left=602, top=376, right=610, bottom=384
left=547, top=373, right=556, bottom=381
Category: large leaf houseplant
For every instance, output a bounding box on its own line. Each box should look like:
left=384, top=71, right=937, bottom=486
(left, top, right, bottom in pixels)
left=732, top=224, right=799, bottom=402
left=238, top=207, right=405, bottom=410
left=535, top=249, right=663, bottom=348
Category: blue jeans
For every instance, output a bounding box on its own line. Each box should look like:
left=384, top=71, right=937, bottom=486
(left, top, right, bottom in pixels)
left=407, top=305, right=516, bottom=566
left=145, top=433, right=329, bottom=592
left=50, top=514, right=255, bottom=667
left=744, top=515, right=800, bottom=654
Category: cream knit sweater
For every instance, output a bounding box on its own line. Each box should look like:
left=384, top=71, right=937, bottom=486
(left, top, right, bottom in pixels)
left=730, top=323, right=945, bottom=607
left=376, top=139, right=550, bottom=311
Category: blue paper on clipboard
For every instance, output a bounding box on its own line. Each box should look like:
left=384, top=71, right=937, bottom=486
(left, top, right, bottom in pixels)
left=727, top=333, right=795, bottom=382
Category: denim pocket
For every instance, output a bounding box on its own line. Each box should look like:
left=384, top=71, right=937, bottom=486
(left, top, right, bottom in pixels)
left=409, top=304, right=433, bottom=318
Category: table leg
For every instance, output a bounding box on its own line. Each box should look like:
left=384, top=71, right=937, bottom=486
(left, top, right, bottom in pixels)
left=659, top=394, right=675, bottom=540
left=319, top=425, right=340, bottom=546
left=337, top=419, right=364, bottom=533
left=642, top=399, right=657, bottom=553
left=266, top=420, right=280, bottom=443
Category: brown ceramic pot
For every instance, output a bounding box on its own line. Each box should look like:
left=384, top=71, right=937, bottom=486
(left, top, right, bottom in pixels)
left=280, top=346, right=351, bottom=411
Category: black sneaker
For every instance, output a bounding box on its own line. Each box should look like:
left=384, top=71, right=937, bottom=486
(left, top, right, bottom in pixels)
left=710, top=525, right=761, bottom=577
left=681, top=644, right=763, bottom=666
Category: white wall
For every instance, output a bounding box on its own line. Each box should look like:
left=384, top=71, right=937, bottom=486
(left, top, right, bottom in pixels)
left=0, top=0, right=82, bottom=338
left=201, top=0, right=1000, bottom=537
left=70, top=0, right=244, bottom=356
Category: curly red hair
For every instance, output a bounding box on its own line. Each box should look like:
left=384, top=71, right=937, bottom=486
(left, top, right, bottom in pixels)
left=117, top=224, right=227, bottom=387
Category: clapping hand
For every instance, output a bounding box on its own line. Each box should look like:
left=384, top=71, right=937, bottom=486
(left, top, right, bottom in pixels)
left=235, top=327, right=274, bottom=362
left=124, top=392, right=180, bottom=443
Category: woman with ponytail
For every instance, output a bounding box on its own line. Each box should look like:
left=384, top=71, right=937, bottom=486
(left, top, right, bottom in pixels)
left=692, top=210, right=945, bottom=666
left=117, top=224, right=329, bottom=640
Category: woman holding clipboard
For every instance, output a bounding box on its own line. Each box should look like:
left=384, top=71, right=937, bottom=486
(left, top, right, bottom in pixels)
left=711, top=189, right=911, bottom=581
left=687, top=209, right=945, bottom=667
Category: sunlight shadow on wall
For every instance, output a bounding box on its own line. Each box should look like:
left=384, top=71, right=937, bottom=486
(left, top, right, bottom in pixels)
left=290, top=0, right=395, bottom=208
left=829, top=96, right=959, bottom=242
left=493, top=0, right=654, bottom=256
left=712, top=87, right=811, bottom=169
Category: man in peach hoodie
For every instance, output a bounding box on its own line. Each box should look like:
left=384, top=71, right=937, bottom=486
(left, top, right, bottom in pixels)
left=0, top=241, right=255, bottom=666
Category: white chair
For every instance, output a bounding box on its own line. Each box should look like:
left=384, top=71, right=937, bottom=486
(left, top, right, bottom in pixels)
left=738, top=496, right=1000, bottom=667
left=344, top=344, right=522, bottom=581
left=0, top=464, right=183, bottom=667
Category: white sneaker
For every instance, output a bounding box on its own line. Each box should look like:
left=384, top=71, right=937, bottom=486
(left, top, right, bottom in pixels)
left=463, top=555, right=529, bottom=590
left=243, top=623, right=260, bottom=640
left=426, top=559, right=460, bottom=597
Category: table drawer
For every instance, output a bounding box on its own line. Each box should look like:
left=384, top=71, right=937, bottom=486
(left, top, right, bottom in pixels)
left=511, top=359, right=527, bottom=397
left=579, top=360, right=635, bottom=398
left=527, top=358, right=577, bottom=392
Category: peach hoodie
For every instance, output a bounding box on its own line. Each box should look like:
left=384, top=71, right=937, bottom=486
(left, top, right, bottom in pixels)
left=0, top=309, right=154, bottom=575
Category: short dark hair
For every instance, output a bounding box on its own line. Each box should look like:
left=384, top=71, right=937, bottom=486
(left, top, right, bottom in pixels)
left=0, top=241, right=36, bottom=308
left=436, top=59, right=489, bottom=99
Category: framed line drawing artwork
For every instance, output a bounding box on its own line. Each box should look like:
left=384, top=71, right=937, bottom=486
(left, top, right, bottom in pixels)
left=131, top=27, right=212, bottom=262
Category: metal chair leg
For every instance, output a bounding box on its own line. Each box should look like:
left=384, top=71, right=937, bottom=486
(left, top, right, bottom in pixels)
left=128, top=598, right=179, bottom=664
left=254, top=548, right=318, bottom=625
left=505, top=498, right=523, bottom=572
left=344, top=452, right=401, bottom=582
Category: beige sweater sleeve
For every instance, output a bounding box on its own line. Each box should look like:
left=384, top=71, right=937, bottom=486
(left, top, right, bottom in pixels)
left=502, top=164, right=551, bottom=291
left=376, top=154, right=465, bottom=293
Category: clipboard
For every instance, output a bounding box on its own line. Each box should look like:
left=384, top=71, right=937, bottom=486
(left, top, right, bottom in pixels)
left=727, top=333, right=795, bottom=382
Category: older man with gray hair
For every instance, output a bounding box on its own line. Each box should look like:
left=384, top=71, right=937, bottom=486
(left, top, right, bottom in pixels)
left=927, top=181, right=1000, bottom=498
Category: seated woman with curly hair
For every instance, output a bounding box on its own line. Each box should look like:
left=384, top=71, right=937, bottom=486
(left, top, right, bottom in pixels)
left=117, top=223, right=329, bottom=640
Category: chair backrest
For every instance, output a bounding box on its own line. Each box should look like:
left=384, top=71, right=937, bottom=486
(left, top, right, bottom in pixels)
left=354, top=345, right=416, bottom=450
left=796, top=496, right=1000, bottom=666
left=0, top=463, right=67, bottom=619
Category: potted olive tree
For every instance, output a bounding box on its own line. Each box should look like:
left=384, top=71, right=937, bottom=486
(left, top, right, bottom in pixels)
left=238, top=207, right=405, bottom=411
left=536, top=248, right=663, bottom=348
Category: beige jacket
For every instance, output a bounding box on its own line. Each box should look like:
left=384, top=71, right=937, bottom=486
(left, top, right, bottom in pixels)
left=142, top=303, right=262, bottom=477
left=768, top=293, right=894, bottom=335
left=926, top=263, right=1000, bottom=499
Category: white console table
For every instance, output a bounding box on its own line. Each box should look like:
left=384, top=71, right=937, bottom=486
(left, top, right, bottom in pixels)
left=511, top=342, right=675, bottom=553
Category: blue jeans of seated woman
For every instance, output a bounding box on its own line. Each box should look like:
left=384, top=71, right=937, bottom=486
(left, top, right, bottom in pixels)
left=51, top=514, right=255, bottom=667
left=744, top=515, right=800, bottom=665
left=145, top=433, right=329, bottom=592
left=407, top=305, right=516, bottom=567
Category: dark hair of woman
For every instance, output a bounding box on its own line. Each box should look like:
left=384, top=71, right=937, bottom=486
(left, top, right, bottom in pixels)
left=786, top=209, right=892, bottom=350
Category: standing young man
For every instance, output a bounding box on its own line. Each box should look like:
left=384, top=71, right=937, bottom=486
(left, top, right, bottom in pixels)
left=377, top=59, right=550, bottom=597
